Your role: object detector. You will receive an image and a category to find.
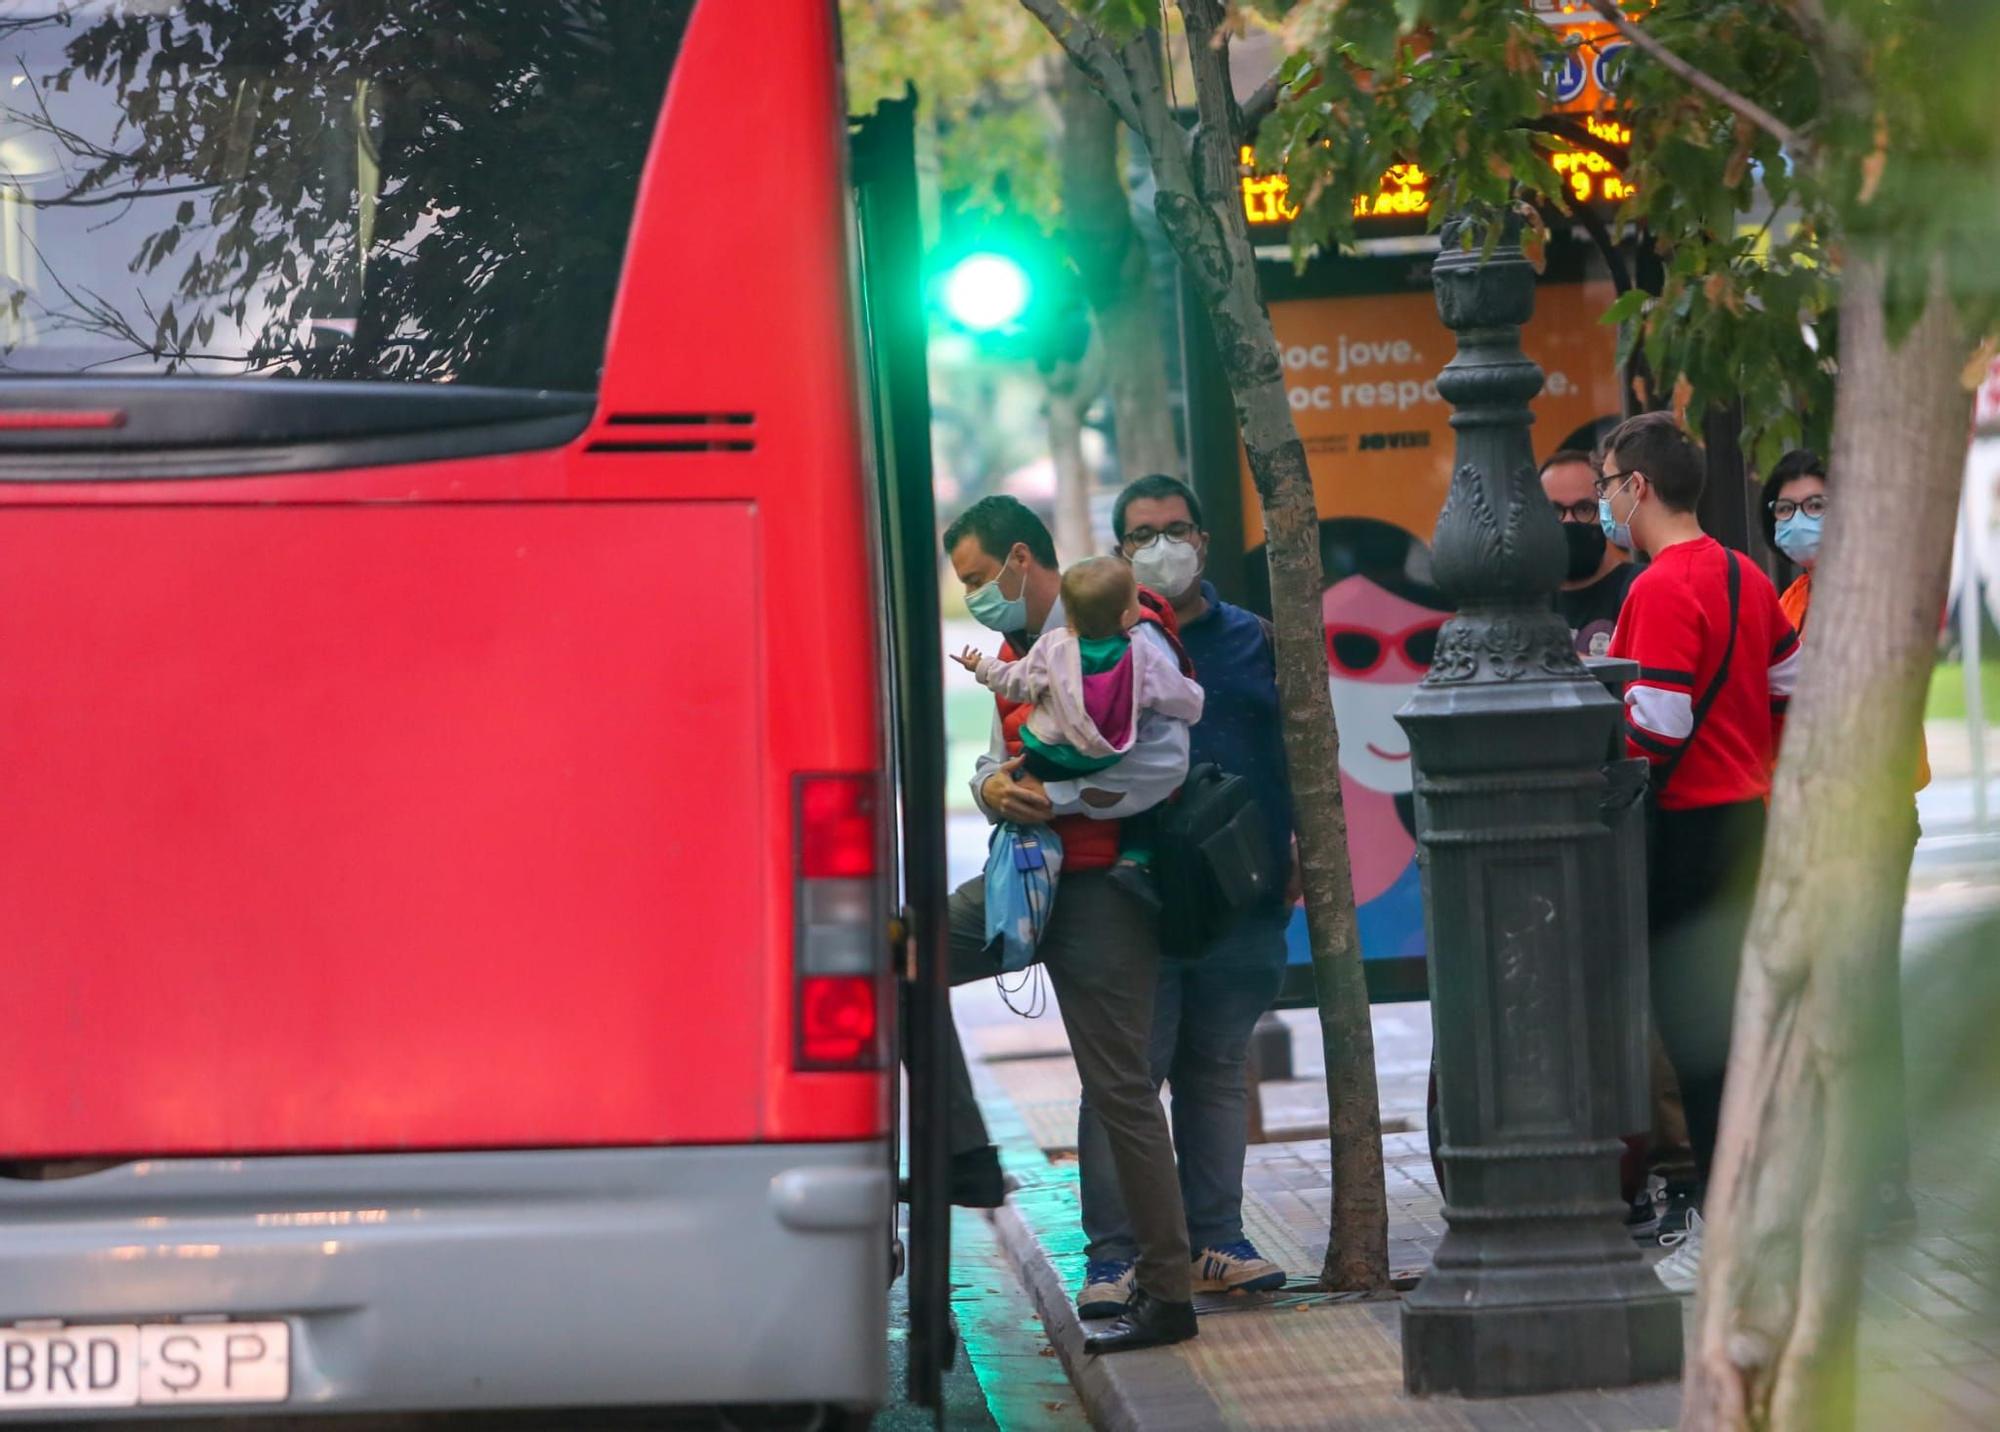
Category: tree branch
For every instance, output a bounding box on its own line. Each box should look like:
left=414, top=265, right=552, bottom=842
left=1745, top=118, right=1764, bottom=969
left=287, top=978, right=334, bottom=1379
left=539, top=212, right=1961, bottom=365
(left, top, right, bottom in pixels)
left=1017, top=0, right=1148, bottom=139
left=1583, top=0, right=1809, bottom=155
left=1176, top=0, right=1245, bottom=211
left=1564, top=198, right=1633, bottom=294
left=1018, top=0, right=1200, bottom=268
left=1240, top=66, right=1282, bottom=138
left=32, top=180, right=223, bottom=211
left=1782, top=0, right=1831, bottom=52
left=1522, top=114, right=1630, bottom=172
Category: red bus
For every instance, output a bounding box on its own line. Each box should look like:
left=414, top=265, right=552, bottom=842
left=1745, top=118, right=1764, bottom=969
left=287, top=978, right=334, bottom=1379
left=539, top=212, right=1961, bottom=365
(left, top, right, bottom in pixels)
left=0, top=1, right=952, bottom=1422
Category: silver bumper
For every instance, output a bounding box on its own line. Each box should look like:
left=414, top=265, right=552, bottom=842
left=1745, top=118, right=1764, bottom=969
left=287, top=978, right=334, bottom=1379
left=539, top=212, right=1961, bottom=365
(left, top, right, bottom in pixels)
left=0, top=1143, right=890, bottom=1418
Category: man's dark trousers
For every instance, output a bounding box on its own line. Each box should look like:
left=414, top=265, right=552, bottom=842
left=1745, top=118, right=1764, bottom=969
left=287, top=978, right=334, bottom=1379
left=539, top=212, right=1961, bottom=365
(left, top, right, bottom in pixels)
left=1648, top=797, right=1768, bottom=1192
left=938, top=870, right=1193, bottom=1303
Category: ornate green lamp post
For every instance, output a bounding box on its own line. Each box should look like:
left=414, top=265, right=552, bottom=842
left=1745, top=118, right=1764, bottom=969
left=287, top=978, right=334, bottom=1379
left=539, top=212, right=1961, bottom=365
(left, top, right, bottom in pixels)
left=1396, top=217, right=1682, bottom=1397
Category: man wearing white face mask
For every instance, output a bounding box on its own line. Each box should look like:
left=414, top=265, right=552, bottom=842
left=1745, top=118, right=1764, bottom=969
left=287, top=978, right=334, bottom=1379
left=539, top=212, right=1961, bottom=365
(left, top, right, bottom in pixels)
left=935, top=495, right=1202, bottom=1354
left=1071, top=475, right=1298, bottom=1319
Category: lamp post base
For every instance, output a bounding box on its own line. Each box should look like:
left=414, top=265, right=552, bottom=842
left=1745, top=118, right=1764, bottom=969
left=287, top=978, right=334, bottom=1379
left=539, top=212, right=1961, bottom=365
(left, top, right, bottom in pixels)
left=1402, top=1285, right=1684, bottom=1398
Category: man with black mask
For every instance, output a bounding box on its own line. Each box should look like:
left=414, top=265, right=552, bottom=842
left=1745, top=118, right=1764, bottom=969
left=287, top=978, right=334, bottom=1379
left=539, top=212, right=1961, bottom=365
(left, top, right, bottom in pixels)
left=1541, top=447, right=1637, bottom=656
left=1540, top=444, right=1701, bottom=1246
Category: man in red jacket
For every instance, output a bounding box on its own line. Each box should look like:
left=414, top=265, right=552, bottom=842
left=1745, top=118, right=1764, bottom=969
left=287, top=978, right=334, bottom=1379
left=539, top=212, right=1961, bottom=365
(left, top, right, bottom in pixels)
left=1599, top=413, right=1800, bottom=1293
left=936, top=495, right=1196, bottom=1353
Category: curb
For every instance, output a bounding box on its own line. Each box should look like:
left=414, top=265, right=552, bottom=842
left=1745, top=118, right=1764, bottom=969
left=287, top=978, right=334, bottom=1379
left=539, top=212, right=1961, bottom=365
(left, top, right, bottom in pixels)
left=968, top=1054, right=1227, bottom=1432
left=985, top=1189, right=1224, bottom=1432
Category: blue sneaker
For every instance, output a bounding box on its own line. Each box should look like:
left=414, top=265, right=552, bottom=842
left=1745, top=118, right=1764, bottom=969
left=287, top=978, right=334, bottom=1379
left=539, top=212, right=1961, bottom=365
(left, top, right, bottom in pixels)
left=1077, top=1258, right=1135, bottom=1319
left=1192, top=1240, right=1287, bottom=1294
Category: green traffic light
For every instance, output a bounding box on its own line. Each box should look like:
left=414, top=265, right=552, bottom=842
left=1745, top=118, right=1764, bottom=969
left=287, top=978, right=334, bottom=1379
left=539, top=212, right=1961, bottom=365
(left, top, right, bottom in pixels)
left=940, top=252, right=1032, bottom=332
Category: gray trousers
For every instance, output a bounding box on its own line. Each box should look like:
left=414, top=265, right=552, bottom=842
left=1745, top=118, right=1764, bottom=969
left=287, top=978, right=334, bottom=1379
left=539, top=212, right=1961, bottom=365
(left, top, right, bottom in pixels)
left=1076, top=910, right=1289, bottom=1261
left=941, top=870, right=1193, bottom=1302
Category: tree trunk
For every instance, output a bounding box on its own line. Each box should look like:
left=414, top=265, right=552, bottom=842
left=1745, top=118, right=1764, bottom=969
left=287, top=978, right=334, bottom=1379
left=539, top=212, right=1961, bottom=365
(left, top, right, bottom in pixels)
left=1019, top=0, right=1389, bottom=1294
left=1249, top=369, right=1391, bottom=1294
left=1052, top=63, right=1182, bottom=481
left=1150, top=0, right=1387, bottom=1293
left=1045, top=354, right=1099, bottom=563
left=1682, top=254, right=1970, bottom=1430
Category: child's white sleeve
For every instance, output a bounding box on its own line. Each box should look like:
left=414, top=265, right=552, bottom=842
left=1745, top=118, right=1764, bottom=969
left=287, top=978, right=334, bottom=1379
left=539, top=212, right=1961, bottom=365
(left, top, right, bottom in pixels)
left=1140, top=639, right=1206, bottom=724
left=977, top=649, right=1048, bottom=703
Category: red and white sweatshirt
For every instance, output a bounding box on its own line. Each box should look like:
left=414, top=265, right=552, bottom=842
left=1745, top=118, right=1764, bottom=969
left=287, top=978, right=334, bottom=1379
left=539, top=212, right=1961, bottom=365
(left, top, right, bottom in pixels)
left=1607, top=536, right=1799, bottom=811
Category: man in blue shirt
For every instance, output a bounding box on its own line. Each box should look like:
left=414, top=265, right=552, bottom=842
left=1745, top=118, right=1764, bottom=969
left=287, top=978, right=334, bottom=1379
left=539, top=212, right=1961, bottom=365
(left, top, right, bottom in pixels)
left=1074, top=474, right=1297, bottom=1318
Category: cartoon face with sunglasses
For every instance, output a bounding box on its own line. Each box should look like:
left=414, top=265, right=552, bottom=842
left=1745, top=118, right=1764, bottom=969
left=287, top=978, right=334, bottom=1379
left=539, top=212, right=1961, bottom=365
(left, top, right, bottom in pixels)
left=1320, top=576, right=1448, bottom=794
left=1313, top=557, right=1448, bottom=955
left=1325, top=619, right=1442, bottom=678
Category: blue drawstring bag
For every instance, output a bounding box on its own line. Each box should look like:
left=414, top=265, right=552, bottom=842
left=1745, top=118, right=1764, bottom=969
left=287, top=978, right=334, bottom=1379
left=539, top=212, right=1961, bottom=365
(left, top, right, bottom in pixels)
left=984, top=823, right=1063, bottom=973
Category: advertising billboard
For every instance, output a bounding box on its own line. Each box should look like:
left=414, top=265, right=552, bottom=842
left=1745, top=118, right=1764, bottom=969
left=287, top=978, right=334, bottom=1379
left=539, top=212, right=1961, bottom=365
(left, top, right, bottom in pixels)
left=1243, top=277, right=1623, bottom=988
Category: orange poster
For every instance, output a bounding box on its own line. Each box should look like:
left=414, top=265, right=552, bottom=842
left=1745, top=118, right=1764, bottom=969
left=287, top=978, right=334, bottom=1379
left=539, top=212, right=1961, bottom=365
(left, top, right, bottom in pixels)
left=1241, top=280, right=1623, bottom=545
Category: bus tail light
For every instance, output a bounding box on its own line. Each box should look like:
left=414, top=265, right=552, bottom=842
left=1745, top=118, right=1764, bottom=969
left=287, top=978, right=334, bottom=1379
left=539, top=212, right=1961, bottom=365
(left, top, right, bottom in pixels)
left=798, top=975, right=879, bottom=1066
left=794, top=774, right=884, bottom=1070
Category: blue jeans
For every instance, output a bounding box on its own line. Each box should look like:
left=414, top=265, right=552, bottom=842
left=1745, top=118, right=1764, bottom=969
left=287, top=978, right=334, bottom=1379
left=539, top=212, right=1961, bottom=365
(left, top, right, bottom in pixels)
left=1076, top=909, right=1290, bottom=1262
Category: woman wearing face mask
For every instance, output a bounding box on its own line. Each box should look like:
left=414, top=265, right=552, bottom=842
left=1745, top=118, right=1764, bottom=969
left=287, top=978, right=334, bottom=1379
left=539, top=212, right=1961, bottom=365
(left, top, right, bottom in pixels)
left=1761, top=447, right=1924, bottom=1236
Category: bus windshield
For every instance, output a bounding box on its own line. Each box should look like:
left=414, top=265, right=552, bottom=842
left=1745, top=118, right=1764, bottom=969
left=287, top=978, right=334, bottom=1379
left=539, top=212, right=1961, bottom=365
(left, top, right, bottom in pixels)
left=0, top=2, right=688, bottom=389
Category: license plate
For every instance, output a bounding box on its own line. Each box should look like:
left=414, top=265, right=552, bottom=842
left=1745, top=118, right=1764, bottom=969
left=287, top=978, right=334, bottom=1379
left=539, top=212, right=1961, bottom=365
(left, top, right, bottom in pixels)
left=0, top=1321, right=288, bottom=1412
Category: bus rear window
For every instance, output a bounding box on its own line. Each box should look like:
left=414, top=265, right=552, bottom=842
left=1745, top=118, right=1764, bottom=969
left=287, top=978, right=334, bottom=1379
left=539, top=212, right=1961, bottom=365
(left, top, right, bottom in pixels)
left=0, top=2, right=690, bottom=390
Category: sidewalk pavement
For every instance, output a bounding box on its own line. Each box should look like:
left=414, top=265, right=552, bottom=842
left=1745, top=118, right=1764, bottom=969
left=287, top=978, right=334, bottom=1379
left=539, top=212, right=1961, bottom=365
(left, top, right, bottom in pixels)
left=1916, top=719, right=1999, bottom=863
left=956, top=884, right=2000, bottom=1431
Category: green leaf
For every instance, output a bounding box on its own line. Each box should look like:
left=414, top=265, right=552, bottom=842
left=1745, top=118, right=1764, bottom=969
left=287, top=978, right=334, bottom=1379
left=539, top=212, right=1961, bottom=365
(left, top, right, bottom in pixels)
left=1405, top=86, right=1438, bottom=134
left=1081, top=0, right=1150, bottom=41
left=1603, top=288, right=1649, bottom=326
left=1341, top=2, right=1402, bottom=73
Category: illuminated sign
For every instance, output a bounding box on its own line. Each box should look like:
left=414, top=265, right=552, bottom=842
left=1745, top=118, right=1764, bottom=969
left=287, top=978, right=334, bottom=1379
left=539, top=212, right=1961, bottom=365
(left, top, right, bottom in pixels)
left=1552, top=113, right=1636, bottom=204
left=1240, top=147, right=1298, bottom=227
left=1241, top=149, right=1434, bottom=229
left=1240, top=142, right=1626, bottom=229
left=1238, top=12, right=1639, bottom=231
left=1357, top=164, right=1432, bottom=220
left=1593, top=40, right=1631, bottom=94
left=1548, top=50, right=1589, bottom=104
left=1532, top=0, right=1642, bottom=25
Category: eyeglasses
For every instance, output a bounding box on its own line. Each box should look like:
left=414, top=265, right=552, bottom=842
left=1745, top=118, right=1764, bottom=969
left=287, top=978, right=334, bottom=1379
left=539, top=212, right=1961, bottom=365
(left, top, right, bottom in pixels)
left=1120, top=520, right=1198, bottom=553
left=1592, top=468, right=1640, bottom=499
left=1324, top=618, right=1445, bottom=677
left=1768, top=495, right=1827, bottom=521
left=1549, top=498, right=1600, bottom=524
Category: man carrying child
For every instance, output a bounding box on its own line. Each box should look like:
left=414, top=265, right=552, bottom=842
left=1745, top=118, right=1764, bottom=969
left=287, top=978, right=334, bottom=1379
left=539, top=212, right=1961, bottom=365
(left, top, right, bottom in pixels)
left=935, top=495, right=1202, bottom=1354
left=954, top=554, right=1205, bottom=910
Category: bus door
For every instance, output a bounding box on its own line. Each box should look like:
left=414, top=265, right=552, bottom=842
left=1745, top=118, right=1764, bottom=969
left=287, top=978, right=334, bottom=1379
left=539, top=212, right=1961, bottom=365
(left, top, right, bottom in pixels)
left=850, top=93, right=956, bottom=1416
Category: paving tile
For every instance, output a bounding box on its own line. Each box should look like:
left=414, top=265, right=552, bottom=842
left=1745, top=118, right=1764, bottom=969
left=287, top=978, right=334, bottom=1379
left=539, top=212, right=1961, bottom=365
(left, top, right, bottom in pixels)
left=1926, top=1366, right=1998, bottom=1423
left=962, top=948, right=2000, bottom=1431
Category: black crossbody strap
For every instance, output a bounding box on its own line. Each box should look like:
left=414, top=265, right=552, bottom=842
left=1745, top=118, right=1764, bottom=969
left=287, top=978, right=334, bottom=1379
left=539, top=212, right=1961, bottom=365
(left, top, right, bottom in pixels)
left=1655, top=548, right=1741, bottom=800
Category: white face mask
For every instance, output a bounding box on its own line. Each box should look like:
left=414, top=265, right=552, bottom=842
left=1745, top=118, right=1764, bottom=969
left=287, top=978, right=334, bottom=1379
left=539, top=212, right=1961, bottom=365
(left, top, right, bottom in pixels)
left=1327, top=675, right=1418, bottom=793
left=1130, top=535, right=1202, bottom=600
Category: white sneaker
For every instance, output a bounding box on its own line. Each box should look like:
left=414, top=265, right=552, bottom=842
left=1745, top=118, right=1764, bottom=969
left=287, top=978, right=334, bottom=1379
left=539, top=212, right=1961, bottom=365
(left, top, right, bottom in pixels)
left=1078, top=1259, right=1135, bottom=1319
left=1653, top=1209, right=1704, bottom=1295
left=1191, top=1239, right=1288, bottom=1294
